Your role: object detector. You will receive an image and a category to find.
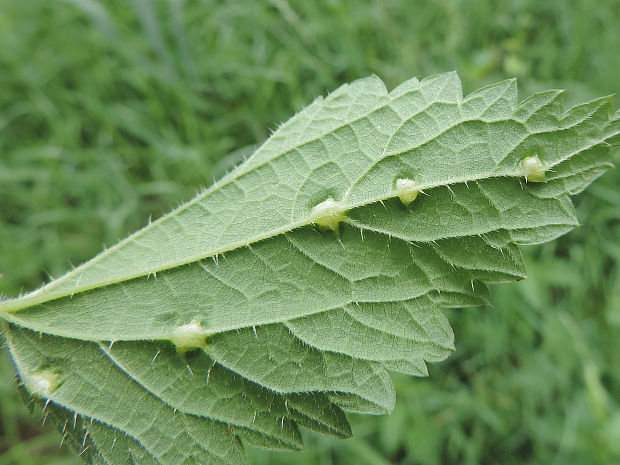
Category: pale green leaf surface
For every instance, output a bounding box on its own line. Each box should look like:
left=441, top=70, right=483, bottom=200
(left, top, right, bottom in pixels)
left=5, top=325, right=248, bottom=465
left=2, top=73, right=618, bottom=465
left=101, top=341, right=303, bottom=450
left=43, top=403, right=158, bottom=465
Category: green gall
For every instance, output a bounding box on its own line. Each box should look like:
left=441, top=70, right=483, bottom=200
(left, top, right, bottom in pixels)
left=23, top=369, right=60, bottom=398
left=394, top=178, right=419, bottom=205
left=520, top=155, right=546, bottom=182
left=310, top=198, right=347, bottom=232
left=170, top=320, right=210, bottom=353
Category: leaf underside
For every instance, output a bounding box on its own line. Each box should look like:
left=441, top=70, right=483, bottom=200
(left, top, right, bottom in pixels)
left=1, top=72, right=618, bottom=465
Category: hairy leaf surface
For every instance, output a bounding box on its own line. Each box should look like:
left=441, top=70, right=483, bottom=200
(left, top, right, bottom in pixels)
left=1, top=73, right=618, bottom=464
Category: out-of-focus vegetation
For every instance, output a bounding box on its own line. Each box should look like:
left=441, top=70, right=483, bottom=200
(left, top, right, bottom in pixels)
left=0, top=0, right=618, bottom=463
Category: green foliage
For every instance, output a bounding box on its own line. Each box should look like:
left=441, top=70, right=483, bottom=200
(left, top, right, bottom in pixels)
left=1, top=1, right=619, bottom=464
left=1, top=70, right=618, bottom=465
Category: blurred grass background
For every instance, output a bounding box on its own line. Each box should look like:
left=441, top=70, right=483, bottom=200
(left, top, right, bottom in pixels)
left=0, top=0, right=619, bottom=463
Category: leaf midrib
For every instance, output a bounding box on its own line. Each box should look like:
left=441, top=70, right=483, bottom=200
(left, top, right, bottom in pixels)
left=1, top=223, right=522, bottom=341
left=1, top=94, right=615, bottom=314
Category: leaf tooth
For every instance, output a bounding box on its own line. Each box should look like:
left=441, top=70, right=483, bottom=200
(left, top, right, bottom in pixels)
left=285, top=392, right=352, bottom=439
left=515, top=88, right=565, bottom=122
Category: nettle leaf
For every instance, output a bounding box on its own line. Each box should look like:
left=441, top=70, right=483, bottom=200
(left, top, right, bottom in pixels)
left=1, top=72, right=618, bottom=464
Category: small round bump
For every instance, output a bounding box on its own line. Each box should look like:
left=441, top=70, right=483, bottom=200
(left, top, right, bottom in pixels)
left=24, top=369, right=60, bottom=398
left=310, top=198, right=347, bottom=232
left=170, top=320, right=210, bottom=353
left=394, top=178, right=419, bottom=205
left=520, top=155, right=546, bottom=182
